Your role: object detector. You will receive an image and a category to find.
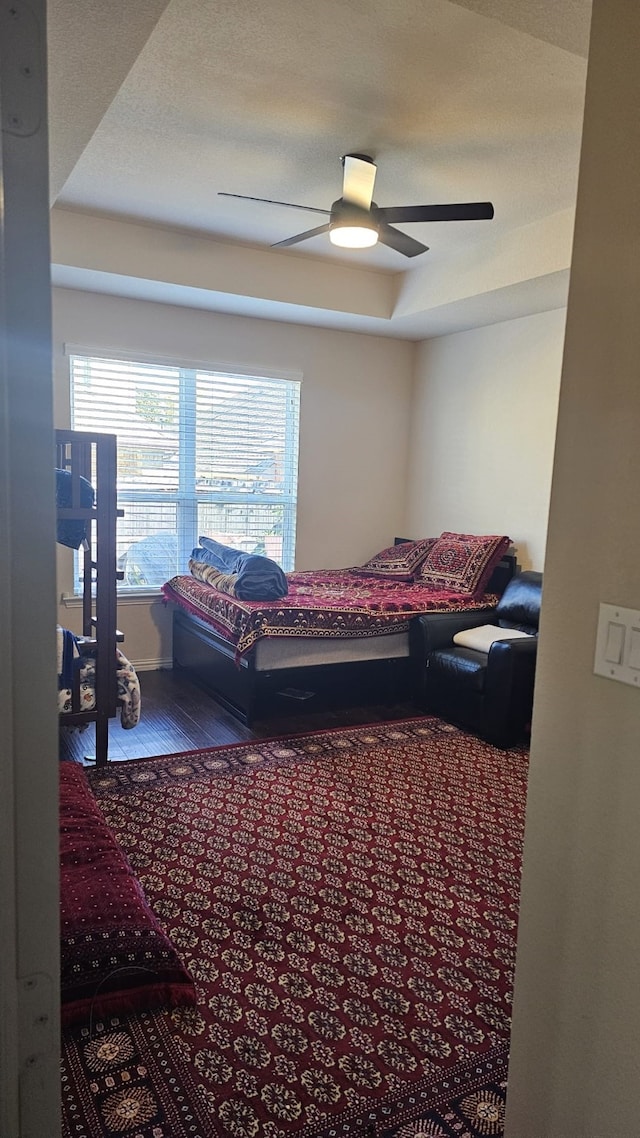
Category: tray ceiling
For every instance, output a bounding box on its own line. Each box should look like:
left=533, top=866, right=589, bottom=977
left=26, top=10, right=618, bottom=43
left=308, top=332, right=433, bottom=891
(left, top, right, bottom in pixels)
left=48, top=0, right=592, bottom=338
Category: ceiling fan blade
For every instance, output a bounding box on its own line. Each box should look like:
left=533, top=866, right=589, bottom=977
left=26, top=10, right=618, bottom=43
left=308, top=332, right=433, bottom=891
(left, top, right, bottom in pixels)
left=378, top=223, right=428, bottom=258
left=271, top=223, right=331, bottom=249
left=378, top=202, right=494, bottom=224
left=342, top=154, right=377, bottom=209
left=219, top=192, right=330, bottom=216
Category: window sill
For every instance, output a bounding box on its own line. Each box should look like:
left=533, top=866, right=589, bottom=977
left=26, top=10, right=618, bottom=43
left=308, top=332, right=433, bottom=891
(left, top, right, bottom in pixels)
left=61, top=589, right=165, bottom=607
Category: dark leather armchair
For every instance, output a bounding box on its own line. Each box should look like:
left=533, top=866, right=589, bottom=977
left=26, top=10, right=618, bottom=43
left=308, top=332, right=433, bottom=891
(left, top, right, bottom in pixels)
left=411, top=571, right=543, bottom=748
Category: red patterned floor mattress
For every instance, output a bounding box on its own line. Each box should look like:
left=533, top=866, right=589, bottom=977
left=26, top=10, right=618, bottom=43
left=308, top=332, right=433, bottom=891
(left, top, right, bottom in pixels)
left=60, top=761, right=195, bottom=1025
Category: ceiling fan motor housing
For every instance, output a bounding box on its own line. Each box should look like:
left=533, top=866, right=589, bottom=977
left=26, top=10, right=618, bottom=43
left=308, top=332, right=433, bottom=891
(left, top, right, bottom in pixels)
left=330, top=198, right=379, bottom=234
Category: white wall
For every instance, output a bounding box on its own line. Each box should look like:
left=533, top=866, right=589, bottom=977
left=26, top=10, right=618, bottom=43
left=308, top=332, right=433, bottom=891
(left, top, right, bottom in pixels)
left=405, top=308, right=566, bottom=569
left=53, top=291, right=569, bottom=668
left=53, top=287, right=414, bottom=662
left=506, top=0, right=640, bottom=1133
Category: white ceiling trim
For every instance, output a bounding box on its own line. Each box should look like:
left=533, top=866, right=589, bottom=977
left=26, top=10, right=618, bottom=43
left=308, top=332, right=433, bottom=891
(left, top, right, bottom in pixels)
left=51, top=206, right=572, bottom=340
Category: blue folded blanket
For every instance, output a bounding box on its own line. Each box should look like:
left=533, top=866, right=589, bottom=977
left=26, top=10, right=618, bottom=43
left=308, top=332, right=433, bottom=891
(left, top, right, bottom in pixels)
left=193, top=537, right=288, bottom=600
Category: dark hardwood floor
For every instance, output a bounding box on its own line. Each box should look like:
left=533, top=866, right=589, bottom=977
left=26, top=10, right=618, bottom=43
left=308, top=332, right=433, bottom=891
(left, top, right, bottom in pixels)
left=59, top=668, right=425, bottom=764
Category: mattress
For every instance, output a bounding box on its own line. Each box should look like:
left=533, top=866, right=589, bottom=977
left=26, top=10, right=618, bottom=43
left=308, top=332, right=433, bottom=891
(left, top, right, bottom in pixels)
left=253, top=630, right=409, bottom=670
left=163, top=569, right=500, bottom=661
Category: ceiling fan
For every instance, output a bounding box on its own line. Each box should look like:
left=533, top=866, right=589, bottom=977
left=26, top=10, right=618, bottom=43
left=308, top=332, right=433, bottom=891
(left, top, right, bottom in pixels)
left=219, top=153, right=494, bottom=258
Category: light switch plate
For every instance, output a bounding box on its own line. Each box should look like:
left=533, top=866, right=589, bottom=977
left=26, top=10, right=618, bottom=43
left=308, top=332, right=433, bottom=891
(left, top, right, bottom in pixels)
left=594, top=602, right=640, bottom=687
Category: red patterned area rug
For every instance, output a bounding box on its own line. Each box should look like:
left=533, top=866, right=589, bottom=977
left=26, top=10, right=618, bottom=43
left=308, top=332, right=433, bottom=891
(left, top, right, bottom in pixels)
left=61, top=718, right=528, bottom=1138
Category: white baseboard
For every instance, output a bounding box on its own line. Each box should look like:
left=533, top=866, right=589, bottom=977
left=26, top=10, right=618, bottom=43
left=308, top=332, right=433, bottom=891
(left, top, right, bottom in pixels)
left=131, top=658, right=173, bottom=672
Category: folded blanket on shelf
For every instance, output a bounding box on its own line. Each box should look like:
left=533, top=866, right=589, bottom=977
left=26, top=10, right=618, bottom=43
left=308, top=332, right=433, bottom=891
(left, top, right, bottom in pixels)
left=57, top=627, right=141, bottom=729
left=55, top=467, right=95, bottom=549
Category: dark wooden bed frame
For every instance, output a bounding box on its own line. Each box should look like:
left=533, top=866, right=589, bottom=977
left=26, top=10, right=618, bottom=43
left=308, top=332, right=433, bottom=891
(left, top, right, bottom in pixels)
left=171, top=545, right=517, bottom=725
left=56, top=429, right=122, bottom=765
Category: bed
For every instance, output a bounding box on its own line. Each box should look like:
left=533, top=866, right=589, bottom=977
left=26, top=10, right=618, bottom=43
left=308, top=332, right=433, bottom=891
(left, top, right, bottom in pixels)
left=56, top=429, right=140, bottom=764
left=162, top=533, right=516, bottom=723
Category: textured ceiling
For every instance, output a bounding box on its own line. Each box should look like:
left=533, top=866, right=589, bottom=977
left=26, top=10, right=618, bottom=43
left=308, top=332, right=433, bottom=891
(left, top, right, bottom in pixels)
left=47, top=0, right=592, bottom=337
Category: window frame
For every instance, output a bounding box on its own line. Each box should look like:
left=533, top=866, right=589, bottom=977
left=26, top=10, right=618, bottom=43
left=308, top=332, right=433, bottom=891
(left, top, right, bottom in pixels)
left=67, top=347, right=302, bottom=594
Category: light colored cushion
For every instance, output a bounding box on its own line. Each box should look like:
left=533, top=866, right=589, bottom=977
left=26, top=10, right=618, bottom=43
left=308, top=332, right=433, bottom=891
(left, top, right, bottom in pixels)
left=453, top=625, right=534, bottom=653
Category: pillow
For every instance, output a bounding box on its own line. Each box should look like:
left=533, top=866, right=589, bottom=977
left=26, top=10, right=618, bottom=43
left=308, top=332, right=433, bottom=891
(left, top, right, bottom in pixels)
left=351, top=538, right=436, bottom=580
left=453, top=624, right=534, bottom=653
left=195, top=538, right=288, bottom=600
left=60, top=762, right=196, bottom=1026
left=416, top=532, right=511, bottom=595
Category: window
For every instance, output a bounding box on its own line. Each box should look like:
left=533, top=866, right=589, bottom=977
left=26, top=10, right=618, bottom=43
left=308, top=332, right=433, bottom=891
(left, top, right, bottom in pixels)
left=70, top=352, right=301, bottom=590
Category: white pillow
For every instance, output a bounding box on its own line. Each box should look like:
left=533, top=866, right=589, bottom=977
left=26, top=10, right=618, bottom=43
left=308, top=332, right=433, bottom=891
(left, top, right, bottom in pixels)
left=453, top=625, right=534, bottom=653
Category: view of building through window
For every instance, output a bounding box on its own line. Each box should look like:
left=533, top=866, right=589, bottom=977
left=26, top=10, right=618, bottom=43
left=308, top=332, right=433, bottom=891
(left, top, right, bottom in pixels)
left=70, top=353, right=301, bottom=589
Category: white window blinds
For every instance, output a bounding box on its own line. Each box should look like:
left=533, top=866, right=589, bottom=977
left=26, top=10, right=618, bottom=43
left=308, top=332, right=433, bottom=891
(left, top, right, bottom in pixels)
left=70, top=353, right=300, bottom=590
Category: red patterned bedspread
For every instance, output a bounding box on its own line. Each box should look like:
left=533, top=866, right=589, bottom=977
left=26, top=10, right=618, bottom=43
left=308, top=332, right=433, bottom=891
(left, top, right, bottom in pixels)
left=162, top=569, right=499, bottom=659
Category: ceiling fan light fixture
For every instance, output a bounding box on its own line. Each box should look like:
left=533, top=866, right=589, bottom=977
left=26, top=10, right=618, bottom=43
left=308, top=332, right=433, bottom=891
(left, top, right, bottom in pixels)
left=328, top=198, right=378, bottom=249
left=329, top=224, right=378, bottom=249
